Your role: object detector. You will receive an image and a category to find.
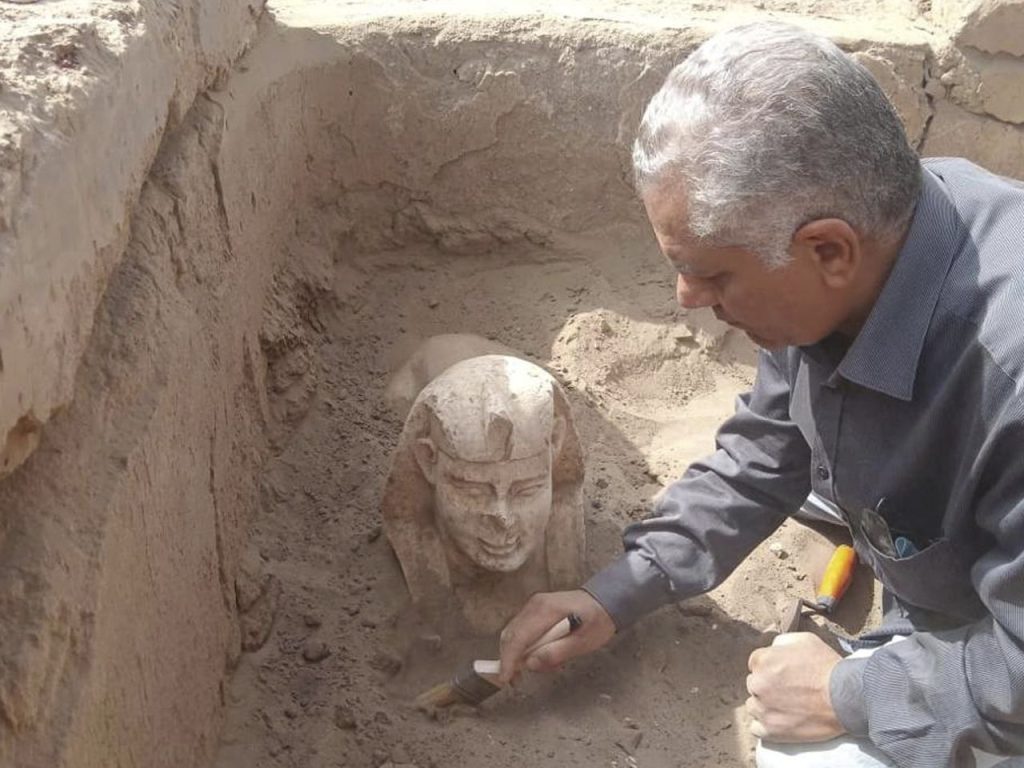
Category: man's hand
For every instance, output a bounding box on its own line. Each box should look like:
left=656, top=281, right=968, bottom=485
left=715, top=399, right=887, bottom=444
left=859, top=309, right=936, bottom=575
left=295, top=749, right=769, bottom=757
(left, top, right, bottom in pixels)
left=498, top=590, right=616, bottom=684
left=745, top=632, right=846, bottom=743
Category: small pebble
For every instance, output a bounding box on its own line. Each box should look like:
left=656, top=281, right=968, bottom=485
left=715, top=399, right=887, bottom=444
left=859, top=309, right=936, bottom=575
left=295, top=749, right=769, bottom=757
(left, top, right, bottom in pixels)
left=302, top=639, right=331, bottom=663
left=391, top=744, right=412, bottom=762
left=769, top=542, right=789, bottom=559
left=417, top=633, right=443, bottom=653
left=334, top=704, right=358, bottom=730
left=369, top=651, right=402, bottom=676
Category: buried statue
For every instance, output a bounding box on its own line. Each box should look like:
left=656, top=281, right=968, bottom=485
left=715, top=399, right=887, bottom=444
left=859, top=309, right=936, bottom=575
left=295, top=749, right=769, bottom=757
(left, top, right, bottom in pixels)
left=380, top=354, right=585, bottom=633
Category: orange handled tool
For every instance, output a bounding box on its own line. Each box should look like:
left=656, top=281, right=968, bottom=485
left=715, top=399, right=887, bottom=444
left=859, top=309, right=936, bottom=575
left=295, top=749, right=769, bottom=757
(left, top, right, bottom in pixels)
left=784, top=544, right=857, bottom=632
left=814, top=544, right=856, bottom=612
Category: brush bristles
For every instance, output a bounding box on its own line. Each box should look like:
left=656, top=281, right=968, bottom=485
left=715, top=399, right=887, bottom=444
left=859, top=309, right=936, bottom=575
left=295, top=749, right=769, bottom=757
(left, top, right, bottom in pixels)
left=415, top=661, right=503, bottom=709
left=415, top=681, right=465, bottom=709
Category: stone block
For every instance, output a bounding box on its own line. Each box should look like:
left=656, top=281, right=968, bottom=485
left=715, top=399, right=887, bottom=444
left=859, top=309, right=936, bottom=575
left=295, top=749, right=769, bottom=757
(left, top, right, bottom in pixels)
left=938, top=47, right=1024, bottom=125
left=934, top=0, right=1024, bottom=57
left=922, top=99, right=1024, bottom=180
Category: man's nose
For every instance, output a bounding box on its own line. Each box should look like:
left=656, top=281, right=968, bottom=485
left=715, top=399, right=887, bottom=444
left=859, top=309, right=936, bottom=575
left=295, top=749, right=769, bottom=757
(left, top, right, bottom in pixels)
left=676, top=273, right=718, bottom=310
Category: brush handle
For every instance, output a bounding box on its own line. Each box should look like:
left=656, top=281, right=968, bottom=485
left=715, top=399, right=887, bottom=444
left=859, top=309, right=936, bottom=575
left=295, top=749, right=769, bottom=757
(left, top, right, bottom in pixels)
left=474, top=614, right=579, bottom=677
left=526, top=615, right=575, bottom=654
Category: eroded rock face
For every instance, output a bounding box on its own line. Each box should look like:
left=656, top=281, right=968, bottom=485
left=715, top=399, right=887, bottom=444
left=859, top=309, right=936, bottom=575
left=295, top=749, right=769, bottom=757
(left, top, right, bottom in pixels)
left=923, top=99, right=1024, bottom=179
left=381, top=355, right=584, bottom=633
left=938, top=47, right=1024, bottom=125
left=935, top=0, right=1024, bottom=57
left=0, top=0, right=265, bottom=480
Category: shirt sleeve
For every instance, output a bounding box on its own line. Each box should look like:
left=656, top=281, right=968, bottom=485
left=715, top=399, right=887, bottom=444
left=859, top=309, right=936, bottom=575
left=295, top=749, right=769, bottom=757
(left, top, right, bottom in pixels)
left=830, top=406, right=1024, bottom=767
left=583, top=348, right=813, bottom=629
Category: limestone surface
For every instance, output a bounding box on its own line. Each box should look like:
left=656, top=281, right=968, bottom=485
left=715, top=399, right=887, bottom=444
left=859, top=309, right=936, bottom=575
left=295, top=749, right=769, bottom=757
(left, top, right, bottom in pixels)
left=0, top=0, right=264, bottom=478
left=935, top=0, right=1024, bottom=57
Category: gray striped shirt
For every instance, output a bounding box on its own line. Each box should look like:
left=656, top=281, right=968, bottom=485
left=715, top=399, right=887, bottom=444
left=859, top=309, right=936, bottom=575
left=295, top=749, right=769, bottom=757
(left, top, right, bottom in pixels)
left=584, top=158, right=1024, bottom=767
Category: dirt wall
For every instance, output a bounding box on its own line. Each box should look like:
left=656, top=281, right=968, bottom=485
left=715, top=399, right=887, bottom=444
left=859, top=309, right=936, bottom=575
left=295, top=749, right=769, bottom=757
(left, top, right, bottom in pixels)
left=1, top=1, right=1023, bottom=767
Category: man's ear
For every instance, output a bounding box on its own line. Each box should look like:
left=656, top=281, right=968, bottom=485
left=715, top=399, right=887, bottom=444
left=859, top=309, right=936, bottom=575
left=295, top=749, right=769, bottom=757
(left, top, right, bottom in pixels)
left=413, top=438, right=439, bottom=485
left=792, top=218, right=860, bottom=289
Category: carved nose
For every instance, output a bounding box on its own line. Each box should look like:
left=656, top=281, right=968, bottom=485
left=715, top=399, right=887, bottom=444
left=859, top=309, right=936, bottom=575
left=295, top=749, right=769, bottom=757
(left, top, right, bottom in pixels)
left=484, top=497, right=515, bottom=528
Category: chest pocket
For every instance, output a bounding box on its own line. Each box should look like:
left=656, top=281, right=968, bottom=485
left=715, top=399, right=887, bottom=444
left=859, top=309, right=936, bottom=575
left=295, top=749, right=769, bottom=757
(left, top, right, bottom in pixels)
left=849, top=510, right=986, bottom=623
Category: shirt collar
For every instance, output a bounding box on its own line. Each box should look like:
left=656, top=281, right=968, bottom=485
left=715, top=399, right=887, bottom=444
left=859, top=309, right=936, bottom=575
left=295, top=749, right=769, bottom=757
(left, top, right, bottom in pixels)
left=834, top=167, right=960, bottom=401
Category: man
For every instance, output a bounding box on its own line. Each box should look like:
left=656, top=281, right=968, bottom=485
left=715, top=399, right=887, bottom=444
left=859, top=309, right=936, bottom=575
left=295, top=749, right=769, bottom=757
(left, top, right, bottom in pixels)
left=498, top=22, right=1024, bottom=768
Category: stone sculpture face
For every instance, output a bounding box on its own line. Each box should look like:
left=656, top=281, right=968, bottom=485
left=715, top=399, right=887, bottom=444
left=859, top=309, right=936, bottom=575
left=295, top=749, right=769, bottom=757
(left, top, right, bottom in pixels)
left=429, top=448, right=553, bottom=573
left=381, top=353, right=585, bottom=633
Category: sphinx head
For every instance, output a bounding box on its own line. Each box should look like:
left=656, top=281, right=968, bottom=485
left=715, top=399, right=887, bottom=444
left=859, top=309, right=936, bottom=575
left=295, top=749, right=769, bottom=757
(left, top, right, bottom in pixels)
left=410, top=356, right=566, bottom=573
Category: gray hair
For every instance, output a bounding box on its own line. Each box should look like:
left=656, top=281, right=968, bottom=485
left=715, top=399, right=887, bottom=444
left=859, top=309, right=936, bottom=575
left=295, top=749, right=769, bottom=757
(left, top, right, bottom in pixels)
left=633, top=22, right=921, bottom=267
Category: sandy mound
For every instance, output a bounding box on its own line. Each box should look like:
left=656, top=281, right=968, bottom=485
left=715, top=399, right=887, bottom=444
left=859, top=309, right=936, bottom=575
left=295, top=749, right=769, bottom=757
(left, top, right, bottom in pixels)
left=550, top=308, right=728, bottom=422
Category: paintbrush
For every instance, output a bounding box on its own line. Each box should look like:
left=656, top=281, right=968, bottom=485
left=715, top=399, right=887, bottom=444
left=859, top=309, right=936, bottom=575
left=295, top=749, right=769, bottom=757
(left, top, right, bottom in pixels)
left=415, top=612, right=582, bottom=709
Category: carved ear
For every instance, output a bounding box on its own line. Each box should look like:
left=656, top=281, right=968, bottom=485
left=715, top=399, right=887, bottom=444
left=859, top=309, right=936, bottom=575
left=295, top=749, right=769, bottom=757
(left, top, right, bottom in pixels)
left=551, top=414, right=566, bottom=457
left=413, top=437, right=439, bottom=484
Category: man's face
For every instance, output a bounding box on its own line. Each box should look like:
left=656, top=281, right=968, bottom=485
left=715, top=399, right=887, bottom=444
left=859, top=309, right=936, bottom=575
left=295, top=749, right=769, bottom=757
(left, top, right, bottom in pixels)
left=643, top=185, right=851, bottom=349
left=432, top=450, right=553, bottom=573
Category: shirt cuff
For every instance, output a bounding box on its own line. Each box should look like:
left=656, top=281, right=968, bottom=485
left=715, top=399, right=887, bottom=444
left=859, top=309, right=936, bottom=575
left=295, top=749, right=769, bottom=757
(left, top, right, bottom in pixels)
left=830, top=656, right=870, bottom=737
left=582, top=551, right=675, bottom=630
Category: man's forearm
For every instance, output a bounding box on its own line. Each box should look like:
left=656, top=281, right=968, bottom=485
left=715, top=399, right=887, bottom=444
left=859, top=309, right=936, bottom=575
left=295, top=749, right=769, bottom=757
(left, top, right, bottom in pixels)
left=584, top=349, right=813, bottom=629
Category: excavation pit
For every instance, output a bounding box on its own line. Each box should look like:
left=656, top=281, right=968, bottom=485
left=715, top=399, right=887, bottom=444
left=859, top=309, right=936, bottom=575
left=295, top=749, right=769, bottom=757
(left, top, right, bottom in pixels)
left=2, top=2, right=1023, bottom=767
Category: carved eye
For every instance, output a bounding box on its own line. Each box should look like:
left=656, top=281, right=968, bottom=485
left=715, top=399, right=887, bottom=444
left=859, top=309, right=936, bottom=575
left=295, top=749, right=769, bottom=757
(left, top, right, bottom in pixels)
left=448, top=478, right=491, bottom=498
left=512, top=482, right=547, bottom=498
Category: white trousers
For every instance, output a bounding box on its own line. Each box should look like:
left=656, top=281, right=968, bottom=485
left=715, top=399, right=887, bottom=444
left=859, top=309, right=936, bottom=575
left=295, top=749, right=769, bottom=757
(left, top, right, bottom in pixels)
left=756, top=739, right=1005, bottom=768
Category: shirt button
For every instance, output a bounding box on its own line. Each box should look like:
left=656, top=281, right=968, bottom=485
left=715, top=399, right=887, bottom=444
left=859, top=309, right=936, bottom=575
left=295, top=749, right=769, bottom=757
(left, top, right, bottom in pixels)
left=816, top=465, right=830, bottom=481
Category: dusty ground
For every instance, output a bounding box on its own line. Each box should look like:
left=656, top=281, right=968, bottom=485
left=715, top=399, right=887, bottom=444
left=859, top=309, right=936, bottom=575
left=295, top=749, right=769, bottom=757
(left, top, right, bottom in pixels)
left=212, top=221, right=880, bottom=768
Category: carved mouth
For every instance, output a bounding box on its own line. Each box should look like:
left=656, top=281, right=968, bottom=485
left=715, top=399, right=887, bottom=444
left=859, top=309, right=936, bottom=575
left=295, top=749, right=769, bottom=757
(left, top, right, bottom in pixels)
left=478, top=537, right=521, bottom=557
